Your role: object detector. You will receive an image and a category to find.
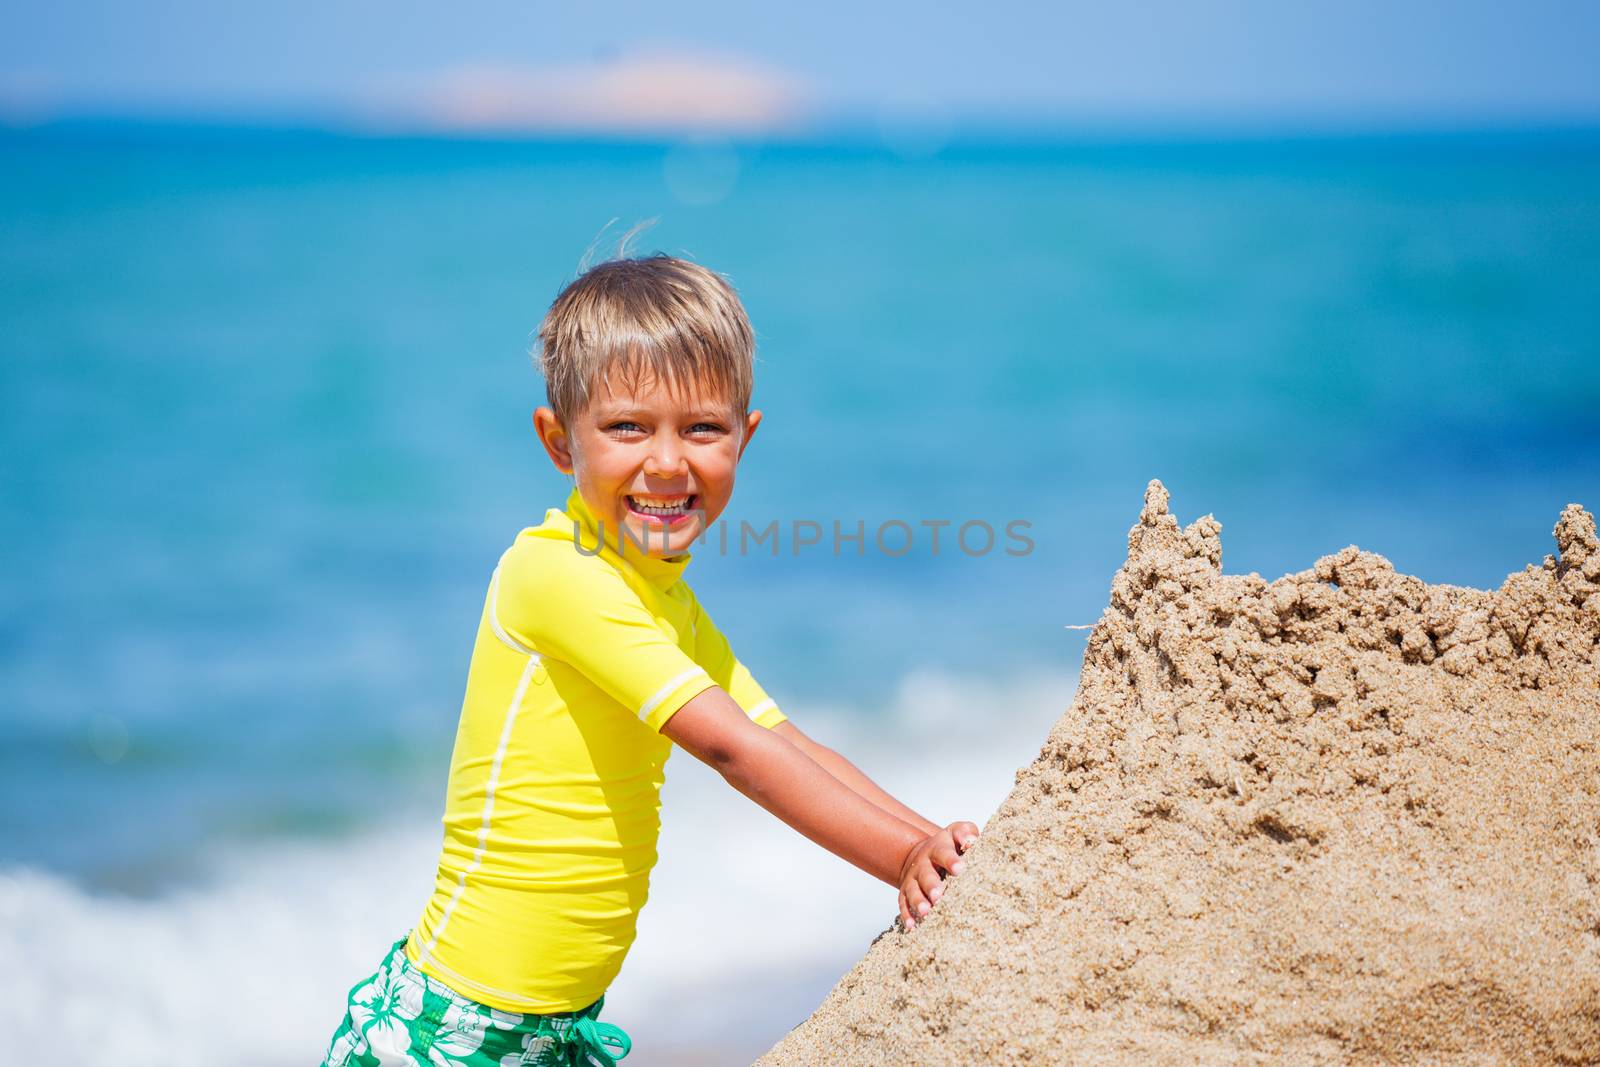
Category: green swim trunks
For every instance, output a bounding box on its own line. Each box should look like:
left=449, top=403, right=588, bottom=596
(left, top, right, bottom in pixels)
left=321, top=934, right=632, bottom=1067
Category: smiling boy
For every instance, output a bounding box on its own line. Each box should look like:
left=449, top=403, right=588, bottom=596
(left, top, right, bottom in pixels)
left=321, top=254, right=976, bottom=1067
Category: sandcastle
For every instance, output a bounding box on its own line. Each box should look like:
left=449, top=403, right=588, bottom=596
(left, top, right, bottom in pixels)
left=762, top=482, right=1600, bottom=1065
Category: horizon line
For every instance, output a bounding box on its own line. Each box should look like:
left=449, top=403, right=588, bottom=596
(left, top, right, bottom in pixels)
left=5, top=108, right=1600, bottom=149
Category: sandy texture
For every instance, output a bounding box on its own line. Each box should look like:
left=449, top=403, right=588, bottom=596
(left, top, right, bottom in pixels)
left=762, top=482, right=1600, bottom=1065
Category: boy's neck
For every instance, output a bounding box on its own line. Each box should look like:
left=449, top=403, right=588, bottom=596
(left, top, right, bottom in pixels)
left=564, top=487, right=693, bottom=589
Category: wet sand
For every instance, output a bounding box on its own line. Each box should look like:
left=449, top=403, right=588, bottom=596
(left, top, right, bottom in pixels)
left=762, top=482, right=1600, bottom=1065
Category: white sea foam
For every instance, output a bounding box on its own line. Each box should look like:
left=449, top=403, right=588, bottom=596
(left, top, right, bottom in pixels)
left=1, top=667, right=1076, bottom=1066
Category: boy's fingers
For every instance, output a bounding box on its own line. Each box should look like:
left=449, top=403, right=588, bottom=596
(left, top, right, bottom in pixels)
left=903, top=876, right=931, bottom=919
left=951, top=822, right=980, bottom=850
left=917, top=865, right=943, bottom=903
left=899, top=889, right=913, bottom=930
left=933, top=841, right=963, bottom=874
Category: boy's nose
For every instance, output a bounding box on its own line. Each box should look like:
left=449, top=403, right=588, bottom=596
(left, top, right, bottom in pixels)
left=642, top=434, right=688, bottom=477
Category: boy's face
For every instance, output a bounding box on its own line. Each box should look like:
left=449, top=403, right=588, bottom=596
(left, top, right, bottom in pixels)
left=533, top=370, right=762, bottom=558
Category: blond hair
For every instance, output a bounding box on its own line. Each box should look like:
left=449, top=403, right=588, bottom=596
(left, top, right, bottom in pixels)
left=536, top=253, right=755, bottom=426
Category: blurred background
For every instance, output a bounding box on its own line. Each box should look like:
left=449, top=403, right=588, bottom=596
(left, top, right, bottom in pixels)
left=3, top=2, right=1598, bottom=1063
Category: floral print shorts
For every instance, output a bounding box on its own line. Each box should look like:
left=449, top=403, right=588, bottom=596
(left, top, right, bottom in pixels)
left=321, top=934, right=632, bottom=1067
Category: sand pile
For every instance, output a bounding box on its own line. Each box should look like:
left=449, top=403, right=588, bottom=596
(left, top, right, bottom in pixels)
left=762, top=482, right=1600, bottom=1065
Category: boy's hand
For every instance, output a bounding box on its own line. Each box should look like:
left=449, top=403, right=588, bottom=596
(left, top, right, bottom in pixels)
left=898, top=821, right=980, bottom=930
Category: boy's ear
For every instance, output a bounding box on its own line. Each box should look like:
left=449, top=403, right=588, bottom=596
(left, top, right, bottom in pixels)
left=532, top=407, right=574, bottom=475
left=738, top=408, right=763, bottom=460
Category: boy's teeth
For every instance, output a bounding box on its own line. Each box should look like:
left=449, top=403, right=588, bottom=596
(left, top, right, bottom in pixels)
left=630, top=495, right=692, bottom=515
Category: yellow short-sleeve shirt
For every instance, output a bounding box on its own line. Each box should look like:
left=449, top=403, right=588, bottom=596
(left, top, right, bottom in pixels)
left=406, top=488, right=787, bottom=1013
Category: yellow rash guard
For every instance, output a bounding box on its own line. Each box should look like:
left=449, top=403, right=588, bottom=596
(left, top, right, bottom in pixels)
left=406, top=487, right=787, bottom=1013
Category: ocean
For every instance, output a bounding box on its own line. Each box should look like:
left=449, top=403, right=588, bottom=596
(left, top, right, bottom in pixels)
left=3, top=125, right=1598, bottom=1064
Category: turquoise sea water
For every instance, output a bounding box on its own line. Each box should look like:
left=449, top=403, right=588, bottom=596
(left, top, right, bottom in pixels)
left=5, top=126, right=1600, bottom=881
left=2, top=125, right=1599, bottom=1062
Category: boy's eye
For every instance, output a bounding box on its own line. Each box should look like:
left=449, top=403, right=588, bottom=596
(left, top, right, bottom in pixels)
left=603, top=419, right=724, bottom=435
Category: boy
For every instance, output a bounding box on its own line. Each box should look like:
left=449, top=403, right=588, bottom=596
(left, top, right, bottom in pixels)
left=322, top=253, right=977, bottom=1066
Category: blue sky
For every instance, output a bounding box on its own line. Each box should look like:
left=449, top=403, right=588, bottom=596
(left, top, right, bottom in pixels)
left=3, top=0, right=1598, bottom=130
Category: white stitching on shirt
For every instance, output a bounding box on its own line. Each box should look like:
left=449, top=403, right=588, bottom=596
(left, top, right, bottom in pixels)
left=415, top=653, right=541, bottom=969
left=487, top=563, right=540, bottom=658
left=637, top=667, right=710, bottom=722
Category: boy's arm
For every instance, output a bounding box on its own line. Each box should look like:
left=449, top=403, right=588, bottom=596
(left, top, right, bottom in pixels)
left=662, top=684, right=969, bottom=925
left=769, top=721, right=980, bottom=928
left=689, top=598, right=970, bottom=845
left=771, top=720, right=948, bottom=839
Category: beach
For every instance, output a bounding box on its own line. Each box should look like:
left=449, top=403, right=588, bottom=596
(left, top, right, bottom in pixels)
left=3, top=129, right=1599, bottom=1064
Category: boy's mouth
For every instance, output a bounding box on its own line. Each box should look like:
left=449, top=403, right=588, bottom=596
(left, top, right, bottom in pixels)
left=625, top=494, right=698, bottom=523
